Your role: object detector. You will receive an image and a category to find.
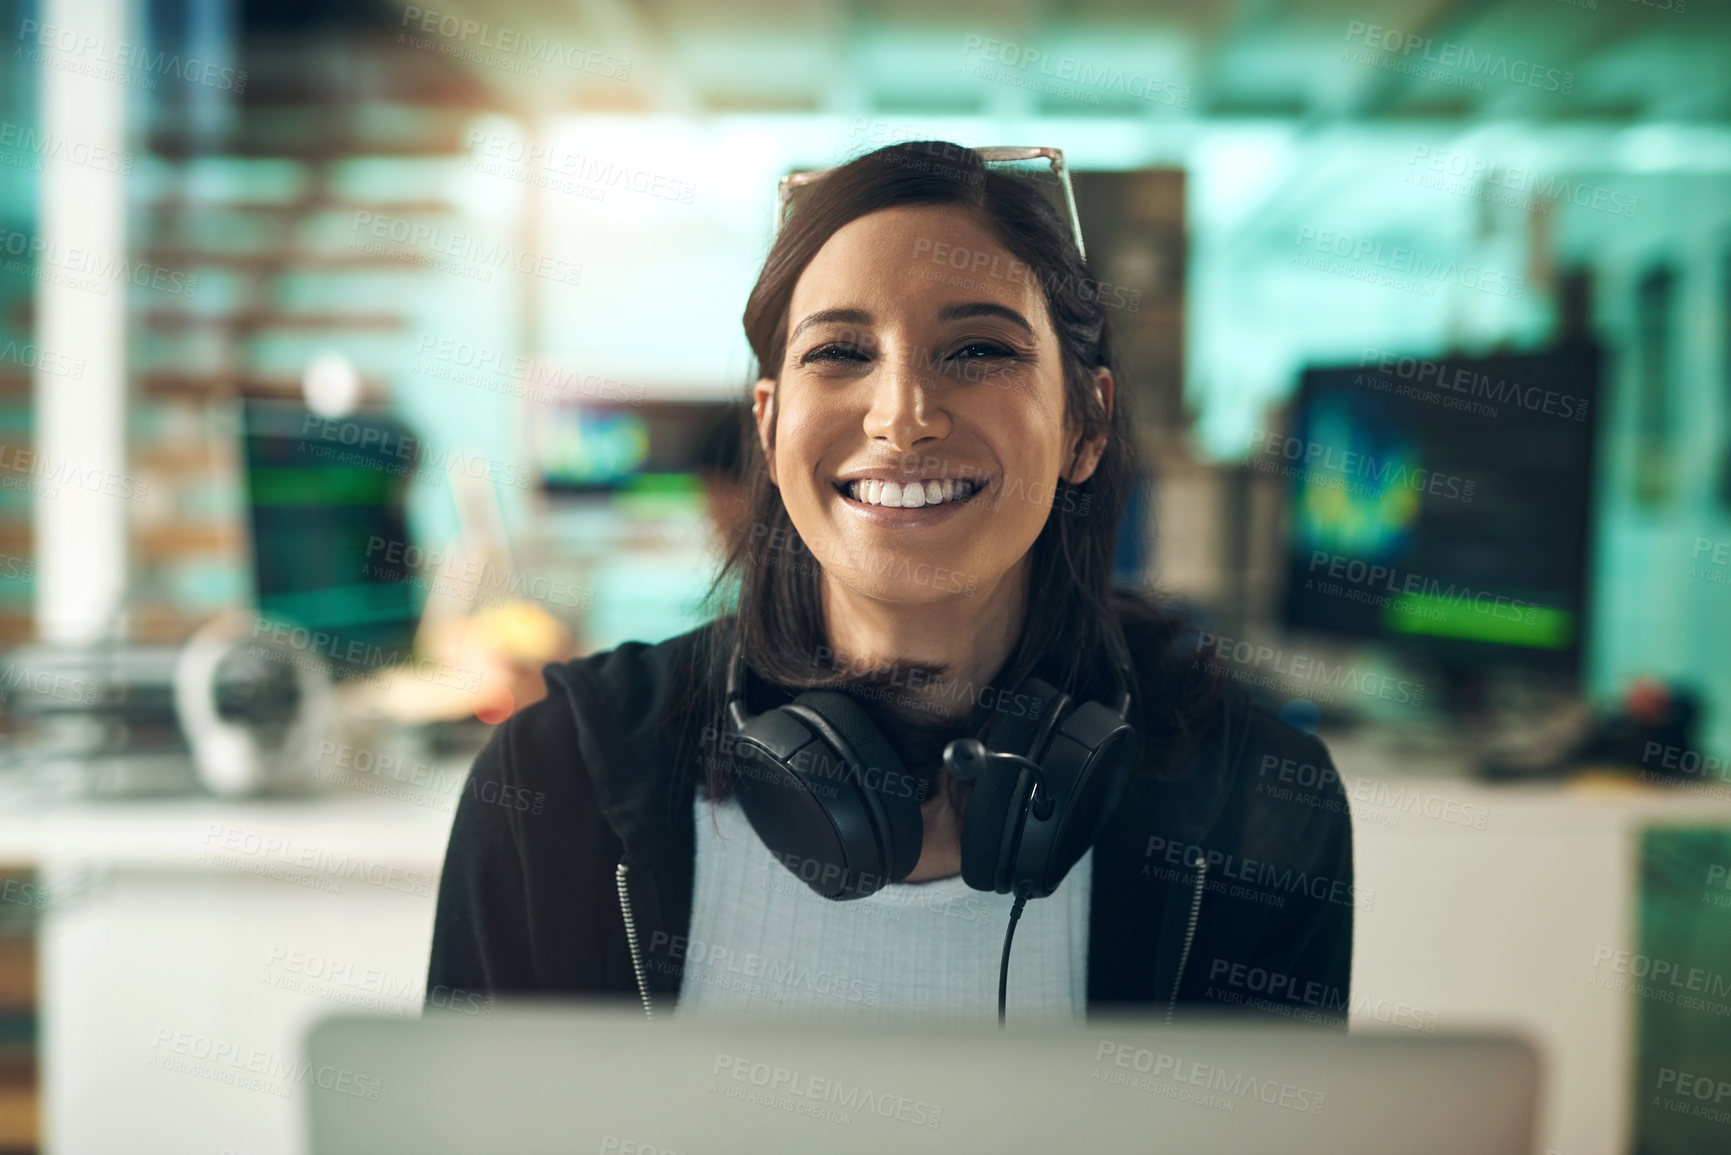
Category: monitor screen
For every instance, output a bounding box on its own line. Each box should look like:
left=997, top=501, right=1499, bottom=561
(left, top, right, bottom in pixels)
left=1276, top=344, right=1601, bottom=676
left=239, top=400, right=422, bottom=680
left=533, top=400, right=744, bottom=493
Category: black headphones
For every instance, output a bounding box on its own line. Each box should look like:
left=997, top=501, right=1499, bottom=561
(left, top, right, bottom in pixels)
left=723, top=626, right=1141, bottom=903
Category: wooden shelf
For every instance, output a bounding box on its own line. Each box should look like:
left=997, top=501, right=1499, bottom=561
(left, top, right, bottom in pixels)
left=0, top=940, right=33, bottom=1014
left=124, top=603, right=208, bottom=644
left=137, top=372, right=389, bottom=403
left=134, top=524, right=243, bottom=556
left=131, top=446, right=233, bottom=474
left=0, top=1054, right=38, bottom=1151
left=145, top=199, right=457, bottom=218
left=140, top=247, right=430, bottom=272
left=0, top=614, right=30, bottom=646
left=147, top=130, right=474, bottom=161
left=141, top=309, right=404, bottom=332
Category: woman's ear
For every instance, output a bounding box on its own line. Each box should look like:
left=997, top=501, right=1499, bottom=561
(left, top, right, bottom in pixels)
left=752, top=376, right=779, bottom=487
left=1063, top=367, right=1115, bottom=485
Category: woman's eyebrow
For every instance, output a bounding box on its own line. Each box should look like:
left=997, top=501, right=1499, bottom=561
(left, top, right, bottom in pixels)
left=936, top=301, right=1034, bottom=335
left=789, top=307, right=873, bottom=343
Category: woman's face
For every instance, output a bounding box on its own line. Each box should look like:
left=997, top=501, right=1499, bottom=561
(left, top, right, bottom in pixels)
left=753, top=204, right=1110, bottom=610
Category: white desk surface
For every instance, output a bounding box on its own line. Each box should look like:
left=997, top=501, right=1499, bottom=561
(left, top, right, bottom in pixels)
left=0, top=757, right=472, bottom=870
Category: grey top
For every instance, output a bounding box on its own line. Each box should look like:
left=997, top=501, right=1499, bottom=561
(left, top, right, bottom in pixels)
left=675, top=794, right=1091, bottom=1024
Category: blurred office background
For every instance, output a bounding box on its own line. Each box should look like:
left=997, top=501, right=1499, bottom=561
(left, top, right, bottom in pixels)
left=0, top=0, right=1728, bottom=1152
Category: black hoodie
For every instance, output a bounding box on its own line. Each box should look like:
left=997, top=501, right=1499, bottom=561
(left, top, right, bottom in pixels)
left=426, top=616, right=1357, bottom=1026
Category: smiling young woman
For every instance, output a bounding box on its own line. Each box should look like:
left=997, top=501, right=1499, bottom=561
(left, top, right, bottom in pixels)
left=427, top=141, right=1356, bottom=1027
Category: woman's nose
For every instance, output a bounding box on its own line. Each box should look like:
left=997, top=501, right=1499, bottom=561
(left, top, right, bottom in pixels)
left=862, top=351, right=949, bottom=448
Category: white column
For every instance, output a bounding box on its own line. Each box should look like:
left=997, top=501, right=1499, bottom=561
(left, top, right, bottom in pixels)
left=33, top=0, right=132, bottom=643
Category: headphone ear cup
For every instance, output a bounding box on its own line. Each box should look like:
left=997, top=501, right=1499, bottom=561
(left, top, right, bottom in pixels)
left=784, top=689, right=925, bottom=884
left=959, top=766, right=1020, bottom=892
left=958, top=677, right=1063, bottom=893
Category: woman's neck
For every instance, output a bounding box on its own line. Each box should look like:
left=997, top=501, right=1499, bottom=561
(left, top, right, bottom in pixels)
left=819, top=555, right=1030, bottom=726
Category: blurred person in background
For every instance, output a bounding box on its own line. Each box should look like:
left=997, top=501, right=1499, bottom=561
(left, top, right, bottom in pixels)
left=427, top=142, right=1355, bottom=1026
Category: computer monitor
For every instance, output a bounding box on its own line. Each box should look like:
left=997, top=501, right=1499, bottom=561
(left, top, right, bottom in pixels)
left=239, top=399, right=421, bottom=681
left=1275, top=343, right=1601, bottom=682
left=532, top=400, right=743, bottom=495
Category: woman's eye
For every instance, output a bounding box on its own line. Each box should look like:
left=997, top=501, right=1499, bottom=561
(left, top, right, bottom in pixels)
left=802, top=343, right=870, bottom=365
left=949, top=342, right=1016, bottom=362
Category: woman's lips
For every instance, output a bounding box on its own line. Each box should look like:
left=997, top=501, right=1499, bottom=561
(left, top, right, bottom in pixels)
left=831, top=478, right=983, bottom=525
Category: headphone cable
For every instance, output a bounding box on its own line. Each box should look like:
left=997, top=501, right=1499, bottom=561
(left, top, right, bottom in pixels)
left=997, top=882, right=1033, bottom=1026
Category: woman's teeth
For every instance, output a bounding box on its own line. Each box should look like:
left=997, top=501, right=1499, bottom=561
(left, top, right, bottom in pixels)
left=844, top=478, right=978, bottom=508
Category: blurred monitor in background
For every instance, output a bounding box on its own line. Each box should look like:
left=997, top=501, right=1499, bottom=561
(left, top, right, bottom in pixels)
left=532, top=400, right=741, bottom=498
left=1277, top=343, right=1602, bottom=702
left=239, top=399, right=422, bottom=681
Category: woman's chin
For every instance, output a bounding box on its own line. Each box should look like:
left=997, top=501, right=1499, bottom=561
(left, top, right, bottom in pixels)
left=821, top=561, right=987, bottom=606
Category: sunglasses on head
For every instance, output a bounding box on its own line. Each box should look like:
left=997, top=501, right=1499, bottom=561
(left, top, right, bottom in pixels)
left=775, top=145, right=1087, bottom=263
